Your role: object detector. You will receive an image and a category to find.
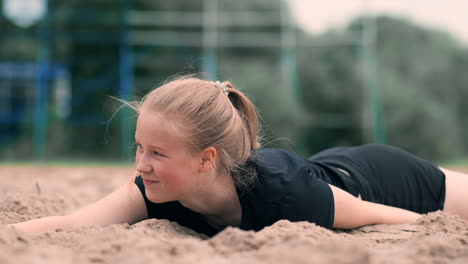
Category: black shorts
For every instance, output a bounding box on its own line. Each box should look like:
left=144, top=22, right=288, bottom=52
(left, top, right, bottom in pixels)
left=310, top=144, right=446, bottom=214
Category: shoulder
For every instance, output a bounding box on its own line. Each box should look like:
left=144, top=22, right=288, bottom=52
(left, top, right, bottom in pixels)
left=253, top=148, right=309, bottom=175
left=244, top=148, right=312, bottom=201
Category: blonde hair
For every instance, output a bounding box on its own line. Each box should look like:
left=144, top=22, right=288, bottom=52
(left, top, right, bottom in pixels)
left=137, top=77, right=261, bottom=190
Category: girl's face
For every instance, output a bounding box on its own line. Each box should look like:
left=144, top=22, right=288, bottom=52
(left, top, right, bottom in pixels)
left=134, top=110, right=203, bottom=203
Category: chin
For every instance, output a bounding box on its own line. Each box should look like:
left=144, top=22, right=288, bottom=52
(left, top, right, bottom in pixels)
left=146, top=191, right=174, bottom=203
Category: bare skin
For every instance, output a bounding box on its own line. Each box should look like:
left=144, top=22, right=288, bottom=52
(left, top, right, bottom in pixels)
left=440, top=167, right=468, bottom=220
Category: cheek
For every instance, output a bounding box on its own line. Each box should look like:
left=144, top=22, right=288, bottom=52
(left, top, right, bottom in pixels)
left=157, top=160, right=195, bottom=191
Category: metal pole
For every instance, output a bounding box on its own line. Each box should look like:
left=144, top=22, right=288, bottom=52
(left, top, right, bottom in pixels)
left=280, top=0, right=298, bottom=97
left=202, top=0, right=218, bottom=80
left=119, top=0, right=134, bottom=159
left=362, top=1, right=386, bottom=144
left=34, top=0, right=50, bottom=159
left=280, top=0, right=307, bottom=154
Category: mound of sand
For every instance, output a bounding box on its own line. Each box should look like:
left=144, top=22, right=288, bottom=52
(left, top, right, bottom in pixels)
left=1, top=165, right=467, bottom=264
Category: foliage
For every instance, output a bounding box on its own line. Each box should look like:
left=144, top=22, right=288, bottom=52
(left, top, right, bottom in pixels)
left=1, top=2, right=468, bottom=162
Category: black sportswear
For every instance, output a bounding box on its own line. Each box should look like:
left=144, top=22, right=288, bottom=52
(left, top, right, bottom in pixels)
left=134, top=144, right=446, bottom=237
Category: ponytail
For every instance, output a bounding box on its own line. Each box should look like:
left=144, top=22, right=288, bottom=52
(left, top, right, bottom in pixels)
left=225, top=82, right=261, bottom=150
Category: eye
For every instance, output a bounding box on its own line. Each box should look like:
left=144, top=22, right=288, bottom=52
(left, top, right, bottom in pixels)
left=135, top=143, right=143, bottom=151
left=152, top=151, right=164, bottom=157
left=135, top=142, right=166, bottom=158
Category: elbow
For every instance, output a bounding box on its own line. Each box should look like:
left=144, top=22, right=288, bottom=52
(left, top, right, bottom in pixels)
left=333, top=217, right=369, bottom=229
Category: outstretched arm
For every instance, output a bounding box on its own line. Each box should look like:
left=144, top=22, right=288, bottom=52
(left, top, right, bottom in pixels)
left=329, top=184, right=421, bottom=229
left=10, top=182, right=148, bottom=233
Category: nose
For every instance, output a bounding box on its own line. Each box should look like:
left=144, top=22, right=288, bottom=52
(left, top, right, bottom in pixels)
left=135, top=154, right=152, bottom=174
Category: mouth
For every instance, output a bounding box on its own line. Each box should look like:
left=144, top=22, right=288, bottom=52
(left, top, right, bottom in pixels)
left=143, top=179, right=160, bottom=185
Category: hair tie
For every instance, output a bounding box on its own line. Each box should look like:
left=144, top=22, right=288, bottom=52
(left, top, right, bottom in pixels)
left=214, top=80, right=229, bottom=95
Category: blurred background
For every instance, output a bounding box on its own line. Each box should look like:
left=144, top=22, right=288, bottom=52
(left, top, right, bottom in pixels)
left=1, top=0, right=467, bottom=164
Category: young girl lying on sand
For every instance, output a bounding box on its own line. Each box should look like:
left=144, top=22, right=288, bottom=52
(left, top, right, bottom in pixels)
left=10, top=77, right=468, bottom=237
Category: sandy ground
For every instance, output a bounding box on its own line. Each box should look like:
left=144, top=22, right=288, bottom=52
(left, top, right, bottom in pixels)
left=1, top=165, right=467, bottom=264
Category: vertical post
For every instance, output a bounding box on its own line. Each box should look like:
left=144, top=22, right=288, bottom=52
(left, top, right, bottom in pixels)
left=280, top=0, right=298, bottom=99
left=34, top=0, right=50, bottom=159
left=202, top=0, right=218, bottom=80
left=119, top=0, right=134, bottom=159
left=361, top=2, right=386, bottom=144
left=280, top=0, right=305, bottom=153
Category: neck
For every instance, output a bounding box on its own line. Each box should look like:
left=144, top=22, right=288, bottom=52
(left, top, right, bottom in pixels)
left=178, top=172, right=241, bottom=227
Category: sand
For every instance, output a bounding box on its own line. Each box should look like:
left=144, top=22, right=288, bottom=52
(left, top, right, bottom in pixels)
left=1, top=165, right=467, bottom=264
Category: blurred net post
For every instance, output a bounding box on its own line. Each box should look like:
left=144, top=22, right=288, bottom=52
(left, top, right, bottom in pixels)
left=361, top=0, right=386, bottom=144
left=34, top=0, right=51, bottom=159
left=202, top=0, right=219, bottom=80
left=119, top=0, right=134, bottom=159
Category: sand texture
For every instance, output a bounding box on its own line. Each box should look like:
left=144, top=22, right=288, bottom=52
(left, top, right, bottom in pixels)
left=1, top=165, right=467, bottom=264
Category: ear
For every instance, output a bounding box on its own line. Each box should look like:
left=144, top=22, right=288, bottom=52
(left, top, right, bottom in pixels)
left=199, top=146, right=217, bottom=172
